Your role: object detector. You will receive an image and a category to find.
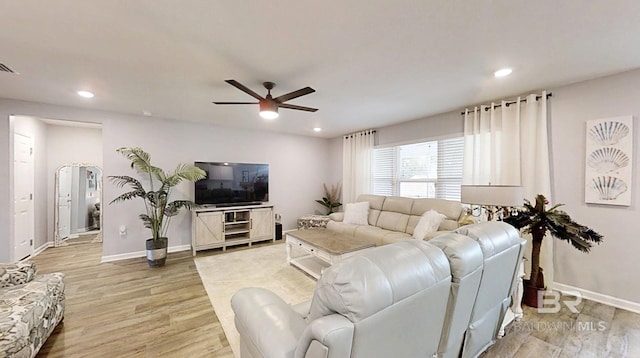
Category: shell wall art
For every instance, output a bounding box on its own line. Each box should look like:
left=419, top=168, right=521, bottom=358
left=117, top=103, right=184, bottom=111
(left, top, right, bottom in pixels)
left=585, top=116, right=633, bottom=206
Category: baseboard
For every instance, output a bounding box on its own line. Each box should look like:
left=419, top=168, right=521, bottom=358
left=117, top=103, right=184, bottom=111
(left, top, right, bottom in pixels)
left=100, top=244, right=191, bottom=263
left=552, top=282, right=640, bottom=314
left=30, top=242, right=53, bottom=259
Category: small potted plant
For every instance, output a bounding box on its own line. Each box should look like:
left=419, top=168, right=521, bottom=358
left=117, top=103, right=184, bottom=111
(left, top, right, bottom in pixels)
left=504, top=194, right=603, bottom=307
left=315, top=183, right=342, bottom=214
left=109, top=147, right=206, bottom=267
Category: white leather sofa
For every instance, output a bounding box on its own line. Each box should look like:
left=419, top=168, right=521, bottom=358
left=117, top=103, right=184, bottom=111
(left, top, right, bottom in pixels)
left=231, top=221, right=524, bottom=358
left=326, top=194, right=468, bottom=245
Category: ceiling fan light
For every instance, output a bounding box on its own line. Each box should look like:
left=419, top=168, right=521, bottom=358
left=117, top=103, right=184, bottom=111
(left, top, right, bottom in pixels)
left=259, top=100, right=279, bottom=119
left=260, top=110, right=279, bottom=119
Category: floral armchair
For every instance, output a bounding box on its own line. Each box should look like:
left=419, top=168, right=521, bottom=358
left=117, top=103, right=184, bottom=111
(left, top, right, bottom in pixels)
left=0, top=261, right=65, bottom=358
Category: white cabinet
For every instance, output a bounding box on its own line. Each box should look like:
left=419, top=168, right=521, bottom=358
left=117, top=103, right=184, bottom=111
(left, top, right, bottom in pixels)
left=192, top=204, right=275, bottom=255
left=193, top=211, right=224, bottom=251
left=250, top=207, right=274, bottom=239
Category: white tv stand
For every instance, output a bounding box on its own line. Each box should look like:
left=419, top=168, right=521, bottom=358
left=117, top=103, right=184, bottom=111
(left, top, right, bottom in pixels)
left=191, top=203, right=275, bottom=255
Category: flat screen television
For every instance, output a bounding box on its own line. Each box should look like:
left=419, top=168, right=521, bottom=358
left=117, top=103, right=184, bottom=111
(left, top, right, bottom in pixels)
left=194, top=162, right=269, bottom=206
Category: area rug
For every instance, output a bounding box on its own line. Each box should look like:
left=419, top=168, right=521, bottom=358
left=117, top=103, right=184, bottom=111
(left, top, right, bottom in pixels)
left=194, top=243, right=316, bottom=357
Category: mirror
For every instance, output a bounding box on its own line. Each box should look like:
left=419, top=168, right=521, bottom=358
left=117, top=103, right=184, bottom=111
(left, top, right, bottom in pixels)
left=54, top=164, right=103, bottom=247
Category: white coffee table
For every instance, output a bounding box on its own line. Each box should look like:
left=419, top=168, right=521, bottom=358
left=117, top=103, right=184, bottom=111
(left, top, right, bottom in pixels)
left=286, top=229, right=375, bottom=279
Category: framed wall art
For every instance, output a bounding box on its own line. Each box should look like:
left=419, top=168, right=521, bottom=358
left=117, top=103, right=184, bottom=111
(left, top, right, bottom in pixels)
left=584, top=115, right=633, bottom=206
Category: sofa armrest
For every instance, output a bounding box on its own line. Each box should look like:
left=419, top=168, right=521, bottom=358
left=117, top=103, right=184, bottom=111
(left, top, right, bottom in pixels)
left=294, top=314, right=354, bottom=358
left=0, top=262, right=37, bottom=288
left=328, top=212, right=344, bottom=222
left=231, top=287, right=308, bottom=358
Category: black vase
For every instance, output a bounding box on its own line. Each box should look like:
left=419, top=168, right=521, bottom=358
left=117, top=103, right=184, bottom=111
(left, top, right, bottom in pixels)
left=146, top=237, right=168, bottom=267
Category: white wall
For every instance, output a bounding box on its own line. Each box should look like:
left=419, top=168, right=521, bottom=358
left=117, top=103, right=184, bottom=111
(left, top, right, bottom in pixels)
left=376, top=110, right=464, bottom=147
left=0, top=99, right=332, bottom=261
left=550, top=68, right=640, bottom=305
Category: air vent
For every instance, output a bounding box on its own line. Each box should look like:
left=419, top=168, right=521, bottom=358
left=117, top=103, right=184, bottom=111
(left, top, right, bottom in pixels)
left=0, top=63, right=17, bottom=74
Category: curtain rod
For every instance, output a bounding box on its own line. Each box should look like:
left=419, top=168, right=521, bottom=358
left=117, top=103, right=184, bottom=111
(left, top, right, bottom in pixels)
left=460, top=92, right=552, bottom=115
left=344, top=129, right=376, bottom=139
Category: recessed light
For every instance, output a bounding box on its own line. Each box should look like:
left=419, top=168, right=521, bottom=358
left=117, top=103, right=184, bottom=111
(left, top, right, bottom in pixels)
left=494, top=68, right=513, bottom=78
left=77, top=90, right=95, bottom=98
left=143, top=111, right=152, bottom=116
left=313, top=127, right=322, bottom=132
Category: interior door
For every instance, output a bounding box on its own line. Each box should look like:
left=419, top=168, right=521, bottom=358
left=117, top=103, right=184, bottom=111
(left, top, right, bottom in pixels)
left=13, top=132, right=34, bottom=260
left=57, top=166, right=72, bottom=239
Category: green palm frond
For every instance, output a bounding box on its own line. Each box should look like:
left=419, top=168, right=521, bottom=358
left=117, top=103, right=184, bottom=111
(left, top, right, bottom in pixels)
left=166, top=200, right=198, bottom=217
left=109, top=175, right=144, bottom=191
left=110, top=147, right=205, bottom=241
left=504, top=193, right=603, bottom=288
left=110, top=190, right=146, bottom=204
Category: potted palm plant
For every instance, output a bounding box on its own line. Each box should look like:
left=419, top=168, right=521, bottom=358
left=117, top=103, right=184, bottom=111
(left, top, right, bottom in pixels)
left=315, top=182, right=342, bottom=214
left=504, top=194, right=603, bottom=307
left=109, top=147, right=206, bottom=267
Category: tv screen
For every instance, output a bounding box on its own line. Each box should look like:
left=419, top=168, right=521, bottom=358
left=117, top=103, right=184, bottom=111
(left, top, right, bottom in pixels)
left=194, top=162, right=269, bottom=206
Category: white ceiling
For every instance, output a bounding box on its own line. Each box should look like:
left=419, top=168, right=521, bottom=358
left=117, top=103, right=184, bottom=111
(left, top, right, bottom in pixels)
left=1, top=1, right=640, bottom=138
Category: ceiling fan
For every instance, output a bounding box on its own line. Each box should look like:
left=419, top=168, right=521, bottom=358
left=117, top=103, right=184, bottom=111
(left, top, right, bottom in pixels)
left=213, top=79, right=318, bottom=119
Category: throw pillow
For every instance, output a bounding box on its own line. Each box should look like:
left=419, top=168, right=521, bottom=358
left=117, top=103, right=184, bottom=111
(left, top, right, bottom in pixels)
left=343, top=201, right=370, bottom=226
left=412, top=209, right=447, bottom=240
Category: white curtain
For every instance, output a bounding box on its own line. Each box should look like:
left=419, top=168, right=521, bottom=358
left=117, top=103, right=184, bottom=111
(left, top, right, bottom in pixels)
left=342, top=129, right=375, bottom=203
left=463, top=91, right=553, bottom=284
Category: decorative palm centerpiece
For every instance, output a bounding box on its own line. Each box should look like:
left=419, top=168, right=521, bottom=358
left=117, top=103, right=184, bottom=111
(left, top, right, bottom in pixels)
left=109, top=147, right=206, bottom=267
left=315, top=183, right=342, bottom=214
left=504, top=194, right=603, bottom=306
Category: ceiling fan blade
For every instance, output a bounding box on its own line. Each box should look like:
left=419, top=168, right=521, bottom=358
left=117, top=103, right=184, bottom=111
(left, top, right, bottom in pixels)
left=279, top=103, right=318, bottom=112
left=212, top=101, right=259, bottom=105
left=274, top=87, right=315, bottom=103
left=225, top=79, right=264, bottom=100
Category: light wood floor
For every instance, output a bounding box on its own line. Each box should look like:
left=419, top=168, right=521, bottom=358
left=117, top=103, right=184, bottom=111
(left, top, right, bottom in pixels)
left=31, top=242, right=639, bottom=357
left=33, top=242, right=234, bottom=357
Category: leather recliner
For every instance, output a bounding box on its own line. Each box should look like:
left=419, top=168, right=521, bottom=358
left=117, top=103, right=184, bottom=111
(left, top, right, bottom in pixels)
left=454, top=221, right=526, bottom=358
left=231, top=239, right=453, bottom=358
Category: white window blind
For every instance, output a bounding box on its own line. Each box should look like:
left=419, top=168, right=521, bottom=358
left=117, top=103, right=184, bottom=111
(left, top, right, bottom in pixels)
left=372, top=147, right=395, bottom=196
left=371, top=137, right=464, bottom=200
left=436, top=137, right=464, bottom=201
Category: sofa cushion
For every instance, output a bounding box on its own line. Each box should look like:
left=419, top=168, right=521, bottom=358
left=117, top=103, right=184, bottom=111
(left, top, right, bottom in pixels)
left=382, top=196, right=414, bottom=214
left=374, top=196, right=413, bottom=233
left=343, top=201, right=370, bottom=226
left=352, top=226, right=385, bottom=246
left=380, top=231, right=413, bottom=245
left=412, top=210, right=447, bottom=240
left=326, top=220, right=358, bottom=237
left=356, top=194, right=386, bottom=225
left=377, top=211, right=410, bottom=233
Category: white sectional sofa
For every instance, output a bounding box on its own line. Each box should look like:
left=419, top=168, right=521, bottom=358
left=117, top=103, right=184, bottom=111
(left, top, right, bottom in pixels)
left=231, top=222, right=525, bottom=358
left=326, top=194, right=470, bottom=245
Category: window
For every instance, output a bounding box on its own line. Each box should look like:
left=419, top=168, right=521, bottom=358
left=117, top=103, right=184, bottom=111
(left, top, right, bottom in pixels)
left=371, top=137, right=464, bottom=201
